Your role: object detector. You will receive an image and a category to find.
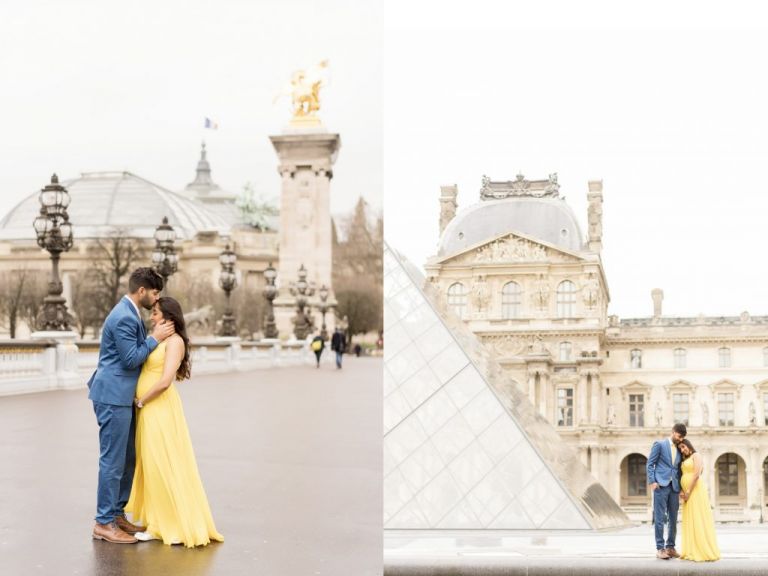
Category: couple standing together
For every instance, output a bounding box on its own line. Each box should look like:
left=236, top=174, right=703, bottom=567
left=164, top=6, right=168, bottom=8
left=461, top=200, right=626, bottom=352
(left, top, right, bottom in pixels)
left=647, top=423, right=719, bottom=561
left=87, top=267, right=223, bottom=547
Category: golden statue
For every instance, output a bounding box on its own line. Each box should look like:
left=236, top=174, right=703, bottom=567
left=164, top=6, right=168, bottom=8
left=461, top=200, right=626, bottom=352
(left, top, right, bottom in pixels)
left=276, top=60, right=329, bottom=127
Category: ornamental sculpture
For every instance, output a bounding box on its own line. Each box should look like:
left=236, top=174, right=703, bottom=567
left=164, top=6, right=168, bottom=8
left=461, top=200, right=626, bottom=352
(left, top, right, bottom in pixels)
left=480, top=172, right=560, bottom=200
left=276, top=60, right=329, bottom=125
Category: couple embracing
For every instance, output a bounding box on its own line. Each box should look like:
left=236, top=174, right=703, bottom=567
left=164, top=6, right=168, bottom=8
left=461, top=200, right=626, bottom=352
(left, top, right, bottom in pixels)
left=87, top=267, right=223, bottom=547
left=647, top=423, right=719, bottom=562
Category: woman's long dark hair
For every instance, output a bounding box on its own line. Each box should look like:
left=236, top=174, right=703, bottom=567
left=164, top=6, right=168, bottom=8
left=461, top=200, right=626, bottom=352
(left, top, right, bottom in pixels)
left=680, top=438, right=696, bottom=460
left=156, top=297, right=191, bottom=381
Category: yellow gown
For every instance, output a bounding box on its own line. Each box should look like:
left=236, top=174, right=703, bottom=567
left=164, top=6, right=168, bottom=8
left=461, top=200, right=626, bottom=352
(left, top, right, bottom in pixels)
left=680, top=456, right=719, bottom=561
left=125, top=341, right=224, bottom=547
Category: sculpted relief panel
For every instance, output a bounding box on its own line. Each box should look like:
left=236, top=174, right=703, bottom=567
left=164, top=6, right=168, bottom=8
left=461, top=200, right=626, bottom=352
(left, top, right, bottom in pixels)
left=447, top=234, right=580, bottom=267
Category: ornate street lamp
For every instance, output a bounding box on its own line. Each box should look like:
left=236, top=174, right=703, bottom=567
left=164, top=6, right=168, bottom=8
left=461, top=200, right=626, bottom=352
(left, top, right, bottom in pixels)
left=218, top=244, right=238, bottom=337
left=152, top=216, right=178, bottom=290
left=318, top=284, right=330, bottom=341
left=289, top=263, right=316, bottom=340
left=33, top=174, right=74, bottom=331
left=262, top=262, right=279, bottom=339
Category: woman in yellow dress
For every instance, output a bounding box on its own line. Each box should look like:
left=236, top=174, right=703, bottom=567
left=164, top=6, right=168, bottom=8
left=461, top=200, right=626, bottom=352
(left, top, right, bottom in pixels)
left=125, top=297, right=224, bottom=547
left=678, top=439, right=719, bottom=561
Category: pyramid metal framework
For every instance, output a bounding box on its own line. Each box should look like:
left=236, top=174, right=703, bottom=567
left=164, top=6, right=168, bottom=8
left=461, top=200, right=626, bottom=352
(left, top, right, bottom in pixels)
left=383, top=243, right=631, bottom=530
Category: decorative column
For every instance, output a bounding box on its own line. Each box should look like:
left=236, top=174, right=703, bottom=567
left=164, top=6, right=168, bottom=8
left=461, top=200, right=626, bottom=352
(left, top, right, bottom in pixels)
left=270, top=131, right=340, bottom=336
left=589, top=370, right=601, bottom=425
left=577, top=371, right=589, bottom=425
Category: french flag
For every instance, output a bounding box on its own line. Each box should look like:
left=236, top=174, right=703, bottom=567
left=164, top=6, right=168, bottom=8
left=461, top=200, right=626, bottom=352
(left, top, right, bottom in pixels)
left=204, top=117, right=219, bottom=130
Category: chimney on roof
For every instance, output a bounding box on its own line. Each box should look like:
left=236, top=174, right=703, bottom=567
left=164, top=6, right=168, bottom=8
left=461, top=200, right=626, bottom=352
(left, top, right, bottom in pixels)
left=651, top=288, right=663, bottom=318
left=439, top=185, right=458, bottom=235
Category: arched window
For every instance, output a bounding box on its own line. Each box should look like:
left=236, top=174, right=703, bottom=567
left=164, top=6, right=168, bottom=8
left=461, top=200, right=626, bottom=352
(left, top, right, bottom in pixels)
left=559, top=341, right=572, bottom=361
left=630, top=349, right=642, bottom=369
left=447, top=282, right=467, bottom=318
left=673, top=348, right=686, bottom=369
left=501, top=281, right=522, bottom=319
left=718, top=347, right=731, bottom=368
left=556, top=280, right=576, bottom=318
left=627, top=454, right=648, bottom=497
left=717, top=453, right=741, bottom=496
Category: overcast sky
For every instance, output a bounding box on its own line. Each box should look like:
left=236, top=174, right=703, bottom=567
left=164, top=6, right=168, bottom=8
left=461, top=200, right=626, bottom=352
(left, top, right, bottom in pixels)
left=0, top=0, right=381, bottom=222
left=383, top=1, right=768, bottom=319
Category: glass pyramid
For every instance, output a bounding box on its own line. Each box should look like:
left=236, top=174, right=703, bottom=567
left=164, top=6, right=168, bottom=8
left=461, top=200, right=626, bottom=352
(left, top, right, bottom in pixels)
left=383, top=243, right=630, bottom=530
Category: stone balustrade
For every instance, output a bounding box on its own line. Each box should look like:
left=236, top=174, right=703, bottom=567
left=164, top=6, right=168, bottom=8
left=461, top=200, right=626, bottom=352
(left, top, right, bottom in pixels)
left=0, top=338, right=314, bottom=397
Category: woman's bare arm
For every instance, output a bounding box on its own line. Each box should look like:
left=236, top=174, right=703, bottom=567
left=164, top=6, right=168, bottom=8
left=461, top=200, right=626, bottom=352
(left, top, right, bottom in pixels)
left=136, top=336, right=185, bottom=407
left=686, top=453, right=703, bottom=497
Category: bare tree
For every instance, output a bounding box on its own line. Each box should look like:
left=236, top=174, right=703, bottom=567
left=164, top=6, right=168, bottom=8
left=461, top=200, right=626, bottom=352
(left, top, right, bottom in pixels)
left=89, top=228, right=146, bottom=321
left=0, top=269, right=47, bottom=338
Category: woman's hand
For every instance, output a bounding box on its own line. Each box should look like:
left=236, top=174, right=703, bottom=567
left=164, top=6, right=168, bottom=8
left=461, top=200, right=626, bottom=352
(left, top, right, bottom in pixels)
left=134, top=397, right=144, bottom=409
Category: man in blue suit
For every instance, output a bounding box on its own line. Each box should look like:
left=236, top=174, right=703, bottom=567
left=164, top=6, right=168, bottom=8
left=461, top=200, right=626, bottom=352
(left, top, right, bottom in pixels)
left=88, top=267, right=174, bottom=544
left=647, top=423, right=687, bottom=559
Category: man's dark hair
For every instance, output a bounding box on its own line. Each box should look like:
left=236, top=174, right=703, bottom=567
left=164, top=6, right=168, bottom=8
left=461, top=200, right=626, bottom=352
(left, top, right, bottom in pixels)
left=128, top=267, right=164, bottom=293
left=672, top=422, right=687, bottom=437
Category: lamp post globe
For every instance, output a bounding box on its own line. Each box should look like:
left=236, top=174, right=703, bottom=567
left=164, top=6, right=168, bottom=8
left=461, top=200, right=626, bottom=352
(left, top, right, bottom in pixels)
left=262, top=262, right=279, bottom=339
left=152, top=216, right=178, bottom=290
left=218, top=244, right=238, bottom=337
left=33, top=174, right=75, bottom=331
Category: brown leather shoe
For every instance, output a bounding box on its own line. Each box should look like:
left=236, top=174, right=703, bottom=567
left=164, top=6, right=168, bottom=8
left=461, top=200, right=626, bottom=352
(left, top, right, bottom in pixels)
left=666, top=548, right=680, bottom=558
left=92, top=522, right=138, bottom=544
left=115, top=515, right=142, bottom=535
left=656, top=549, right=670, bottom=560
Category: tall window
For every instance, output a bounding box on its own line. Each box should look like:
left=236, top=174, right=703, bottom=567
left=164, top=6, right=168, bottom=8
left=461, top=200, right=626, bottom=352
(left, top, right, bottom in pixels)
left=629, top=394, right=644, bottom=427
left=630, top=349, right=642, bottom=369
left=627, top=454, right=648, bottom=496
left=557, top=388, right=574, bottom=427
left=763, top=347, right=768, bottom=367
left=672, top=393, right=690, bottom=425
left=763, top=393, right=768, bottom=426
left=718, top=392, right=735, bottom=426
left=556, top=280, right=576, bottom=318
left=501, top=282, right=522, bottom=319
left=673, top=348, right=686, bottom=369
left=559, top=341, right=573, bottom=361
left=718, top=453, right=740, bottom=496
left=447, top=283, right=467, bottom=318
left=718, top=347, right=731, bottom=368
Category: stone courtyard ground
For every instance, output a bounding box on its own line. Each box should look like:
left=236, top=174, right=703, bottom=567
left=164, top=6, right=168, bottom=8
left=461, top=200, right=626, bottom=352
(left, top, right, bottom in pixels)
left=0, top=357, right=382, bottom=576
left=385, top=524, right=768, bottom=575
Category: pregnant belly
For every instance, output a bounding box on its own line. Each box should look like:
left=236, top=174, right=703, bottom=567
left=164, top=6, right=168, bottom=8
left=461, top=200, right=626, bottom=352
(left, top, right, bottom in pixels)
left=681, top=473, right=693, bottom=492
left=136, top=370, right=162, bottom=396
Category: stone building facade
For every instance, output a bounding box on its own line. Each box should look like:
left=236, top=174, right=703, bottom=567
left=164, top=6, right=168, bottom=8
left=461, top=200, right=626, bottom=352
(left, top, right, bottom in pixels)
left=425, top=174, right=768, bottom=522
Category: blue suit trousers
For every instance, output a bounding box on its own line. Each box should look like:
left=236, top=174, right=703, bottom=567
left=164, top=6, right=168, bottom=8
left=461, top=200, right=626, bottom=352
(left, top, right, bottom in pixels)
left=92, top=402, right=135, bottom=525
left=653, top=483, right=679, bottom=550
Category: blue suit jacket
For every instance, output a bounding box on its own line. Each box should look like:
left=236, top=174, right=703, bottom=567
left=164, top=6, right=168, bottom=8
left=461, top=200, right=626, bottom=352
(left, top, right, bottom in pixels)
left=87, top=297, right=158, bottom=407
left=646, top=438, right=682, bottom=492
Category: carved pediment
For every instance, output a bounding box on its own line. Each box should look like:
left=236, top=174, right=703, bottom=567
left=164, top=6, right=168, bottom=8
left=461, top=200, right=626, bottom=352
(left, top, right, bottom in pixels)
left=439, top=232, right=584, bottom=267
left=709, top=379, right=743, bottom=399
left=664, top=379, right=697, bottom=400
left=619, top=380, right=651, bottom=400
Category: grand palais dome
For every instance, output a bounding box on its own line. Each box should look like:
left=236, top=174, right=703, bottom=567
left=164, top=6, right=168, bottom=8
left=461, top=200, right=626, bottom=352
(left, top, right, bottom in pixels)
left=0, top=171, right=230, bottom=242
left=438, top=174, right=585, bottom=256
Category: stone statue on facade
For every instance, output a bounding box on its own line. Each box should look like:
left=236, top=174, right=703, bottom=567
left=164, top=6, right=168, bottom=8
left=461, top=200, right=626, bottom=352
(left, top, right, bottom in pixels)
left=749, top=401, right=757, bottom=426
left=655, top=402, right=663, bottom=427
left=606, top=402, right=616, bottom=426
left=471, top=275, right=490, bottom=315
left=532, top=274, right=550, bottom=310
left=582, top=273, right=600, bottom=309
left=701, top=402, right=710, bottom=427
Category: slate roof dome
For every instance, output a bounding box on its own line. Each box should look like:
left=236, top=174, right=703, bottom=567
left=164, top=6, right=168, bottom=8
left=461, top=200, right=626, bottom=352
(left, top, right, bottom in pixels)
left=0, top=171, right=230, bottom=241
left=438, top=174, right=585, bottom=256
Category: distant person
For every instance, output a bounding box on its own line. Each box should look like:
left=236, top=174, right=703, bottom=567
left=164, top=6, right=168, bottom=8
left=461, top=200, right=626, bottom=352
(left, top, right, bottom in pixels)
left=88, top=268, right=174, bottom=544
left=647, top=423, right=686, bottom=559
left=331, top=327, right=346, bottom=369
left=127, top=297, right=223, bottom=547
left=353, top=343, right=362, bottom=357
left=678, top=439, right=720, bottom=561
left=311, top=332, right=325, bottom=368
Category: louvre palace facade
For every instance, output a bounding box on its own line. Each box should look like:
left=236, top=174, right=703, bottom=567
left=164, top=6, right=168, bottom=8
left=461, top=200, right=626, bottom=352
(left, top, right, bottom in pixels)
left=424, top=174, right=768, bottom=522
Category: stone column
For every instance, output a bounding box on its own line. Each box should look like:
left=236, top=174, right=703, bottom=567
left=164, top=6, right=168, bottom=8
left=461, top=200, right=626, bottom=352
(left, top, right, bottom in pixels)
left=577, top=371, right=589, bottom=425
left=589, top=370, right=601, bottom=425
left=270, top=131, right=340, bottom=338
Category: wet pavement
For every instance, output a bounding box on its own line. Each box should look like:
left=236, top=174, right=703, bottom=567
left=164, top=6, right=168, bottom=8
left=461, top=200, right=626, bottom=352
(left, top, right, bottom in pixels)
left=0, top=357, right=382, bottom=576
left=385, top=525, right=768, bottom=575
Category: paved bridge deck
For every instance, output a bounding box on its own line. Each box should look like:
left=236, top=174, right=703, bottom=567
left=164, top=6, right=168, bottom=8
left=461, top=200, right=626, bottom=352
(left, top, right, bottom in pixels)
left=0, top=357, right=382, bottom=576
